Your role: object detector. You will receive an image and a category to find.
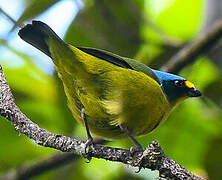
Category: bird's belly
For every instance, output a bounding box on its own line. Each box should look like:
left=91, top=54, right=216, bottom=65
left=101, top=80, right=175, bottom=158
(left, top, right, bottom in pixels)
left=59, top=67, right=172, bottom=140
left=86, top=107, right=170, bottom=140
left=70, top=96, right=171, bottom=140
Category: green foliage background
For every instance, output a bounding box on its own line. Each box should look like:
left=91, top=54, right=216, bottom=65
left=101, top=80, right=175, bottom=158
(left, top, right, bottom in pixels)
left=0, top=0, right=222, bottom=179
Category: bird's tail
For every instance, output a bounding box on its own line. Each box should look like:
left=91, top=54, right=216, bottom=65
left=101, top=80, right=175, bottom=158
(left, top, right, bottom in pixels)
left=18, top=21, right=63, bottom=58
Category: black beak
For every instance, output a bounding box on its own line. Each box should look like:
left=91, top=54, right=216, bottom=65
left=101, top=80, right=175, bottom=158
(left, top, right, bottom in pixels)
left=187, top=88, right=202, bottom=97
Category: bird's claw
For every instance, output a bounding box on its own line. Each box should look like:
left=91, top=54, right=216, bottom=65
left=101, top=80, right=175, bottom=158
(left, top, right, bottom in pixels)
left=134, top=150, right=146, bottom=173
left=135, top=166, right=143, bottom=173
left=83, top=137, right=94, bottom=163
left=129, top=146, right=144, bottom=173
left=134, top=141, right=161, bottom=173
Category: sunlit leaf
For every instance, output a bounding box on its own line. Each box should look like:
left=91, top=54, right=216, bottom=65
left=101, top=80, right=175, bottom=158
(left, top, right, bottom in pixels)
left=12, top=0, right=60, bottom=31
left=65, top=0, right=144, bottom=57
left=145, top=0, right=205, bottom=40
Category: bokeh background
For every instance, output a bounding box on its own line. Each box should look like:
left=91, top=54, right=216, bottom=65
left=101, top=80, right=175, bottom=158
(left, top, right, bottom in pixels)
left=0, top=0, right=222, bottom=179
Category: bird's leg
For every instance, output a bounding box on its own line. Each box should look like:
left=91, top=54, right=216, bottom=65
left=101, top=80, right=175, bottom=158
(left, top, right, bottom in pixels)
left=119, top=125, right=144, bottom=151
left=119, top=125, right=144, bottom=173
left=81, top=108, right=94, bottom=162
left=81, top=108, right=94, bottom=146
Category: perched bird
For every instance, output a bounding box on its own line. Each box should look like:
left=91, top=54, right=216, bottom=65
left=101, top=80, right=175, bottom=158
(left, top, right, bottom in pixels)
left=19, top=21, right=201, bottom=148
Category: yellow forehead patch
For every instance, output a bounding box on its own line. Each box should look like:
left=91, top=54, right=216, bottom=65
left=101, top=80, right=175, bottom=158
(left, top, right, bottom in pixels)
left=185, top=80, right=195, bottom=88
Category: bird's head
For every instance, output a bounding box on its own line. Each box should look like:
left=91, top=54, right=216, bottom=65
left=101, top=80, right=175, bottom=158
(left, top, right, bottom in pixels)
left=153, top=70, right=201, bottom=106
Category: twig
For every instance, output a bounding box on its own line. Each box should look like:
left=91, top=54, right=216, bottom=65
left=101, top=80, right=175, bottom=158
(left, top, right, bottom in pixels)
left=0, top=139, right=107, bottom=180
left=0, top=153, right=79, bottom=180
left=0, top=7, right=18, bottom=25
left=0, top=138, right=107, bottom=180
left=18, top=153, right=78, bottom=180
left=0, top=65, right=203, bottom=179
left=161, top=21, right=222, bottom=73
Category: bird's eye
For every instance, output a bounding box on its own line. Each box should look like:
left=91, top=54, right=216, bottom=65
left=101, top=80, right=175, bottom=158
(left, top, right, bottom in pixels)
left=174, top=80, right=184, bottom=87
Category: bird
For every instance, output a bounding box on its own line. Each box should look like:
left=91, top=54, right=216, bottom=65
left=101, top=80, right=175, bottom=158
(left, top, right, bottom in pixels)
left=18, top=20, right=201, bottom=149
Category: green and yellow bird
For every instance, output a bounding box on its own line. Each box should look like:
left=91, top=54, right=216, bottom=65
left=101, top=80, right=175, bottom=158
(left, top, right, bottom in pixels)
left=19, top=21, right=201, bottom=148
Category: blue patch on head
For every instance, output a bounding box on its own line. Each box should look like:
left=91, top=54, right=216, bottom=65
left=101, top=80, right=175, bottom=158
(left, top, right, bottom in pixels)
left=152, top=69, right=187, bottom=104
left=152, top=70, right=185, bottom=83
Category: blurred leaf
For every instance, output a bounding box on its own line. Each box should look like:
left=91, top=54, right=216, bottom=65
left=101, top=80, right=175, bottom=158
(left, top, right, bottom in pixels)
left=12, top=0, right=60, bottom=31
left=65, top=0, right=144, bottom=57
left=207, top=41, right=222, bottom=73
left=0, top=117, right=56, bottom=172
left=205, top=0, right=222, bottom=73
left=180, top=57, right=222, bottom=108
left=180, top=57, right=219, bottom=89
left=74, top=158, right=123, bottom=180
left=135, top=43, right=181, bottom=68
left=145, top=0, right=205, bottom=40
left=3, top=64, right=55, bottom=102
left=204, top=79, right=222, bottom=108
left=205, top=136, right=222, bottom=180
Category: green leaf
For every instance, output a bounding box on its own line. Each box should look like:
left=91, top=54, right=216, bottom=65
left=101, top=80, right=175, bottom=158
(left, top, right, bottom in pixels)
left=12, top=0, right=60, bottom=31
left=65, top=0, right=144, bottom=57
left=146, top=0, right=205, bottom=40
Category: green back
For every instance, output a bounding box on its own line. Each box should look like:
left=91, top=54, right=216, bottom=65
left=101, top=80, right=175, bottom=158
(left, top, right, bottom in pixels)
left=77, top=47, right=160, bottom=84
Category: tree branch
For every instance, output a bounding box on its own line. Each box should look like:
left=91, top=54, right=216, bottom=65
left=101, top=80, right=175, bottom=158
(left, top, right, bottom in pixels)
left=18, top=153, right=78, bottom=180
left=0, top=153, right=79, bottom=180
left=1, top=139, right=107, bottom=180
left=0, top=66, right=203, bottom=179
left=161, top=21, right=222, bottom=73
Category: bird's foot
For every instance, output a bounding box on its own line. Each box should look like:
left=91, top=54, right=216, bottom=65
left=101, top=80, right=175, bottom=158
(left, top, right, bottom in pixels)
left=81, top=107, right=94, bottom=163
left=83, top=136, right=94, bottom=163
left=135, top=141, right=161, bottom=173
left=129, top=145, right=144, bottom=173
